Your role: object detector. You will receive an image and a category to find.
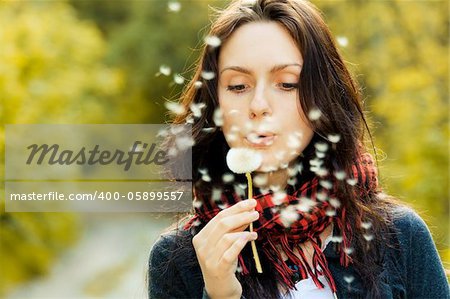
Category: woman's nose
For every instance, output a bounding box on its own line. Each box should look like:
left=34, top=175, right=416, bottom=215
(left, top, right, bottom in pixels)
left=249, top=84, right=272, bottom=119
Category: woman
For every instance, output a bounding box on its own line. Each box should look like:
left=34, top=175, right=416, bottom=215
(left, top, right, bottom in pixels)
left=148, top=0, right=450, bottom=298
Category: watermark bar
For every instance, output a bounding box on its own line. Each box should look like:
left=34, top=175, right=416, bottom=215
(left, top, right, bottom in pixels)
left=5, top=124, right=193, bottom=212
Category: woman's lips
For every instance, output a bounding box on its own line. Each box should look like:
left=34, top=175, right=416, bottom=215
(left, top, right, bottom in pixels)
left=244, top=133, right=277, bottom=147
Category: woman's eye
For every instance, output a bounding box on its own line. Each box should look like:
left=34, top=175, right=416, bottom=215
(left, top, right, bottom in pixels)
left=279, top=83, right=298, bottom=91
left=226, top=84, right=247, bottom=93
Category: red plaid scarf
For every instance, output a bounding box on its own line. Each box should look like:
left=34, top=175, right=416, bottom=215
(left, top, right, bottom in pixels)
left=183, top=152, right=379, bottom=294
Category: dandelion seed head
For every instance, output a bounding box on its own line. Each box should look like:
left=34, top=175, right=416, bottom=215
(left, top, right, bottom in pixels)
left=308, top=108, right=322, bottom=121
left=226, top=148, right=262, bottom=173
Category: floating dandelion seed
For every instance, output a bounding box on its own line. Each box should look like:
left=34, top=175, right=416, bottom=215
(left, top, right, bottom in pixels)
left=226, top=133, right=238, bottom=142
left=280, top=205, right=299, bottom=227
left=269, top=184, right=282, bottom=192
left=297, top=197, right=317, bottom=213
left=202, top=127, right=216, bottom=133
left=319, top=180, right=333, bottom=189
left=275, top=150, right=286, bottom=161
left=329, top=197, right=341, bottom=208
left=202, top=174, right=211, bottom=182
left=317, top=191, right=328, bottom=201
left=185, top=115, right=194, bottom=124
left=331, top=235, right=343, bottom=243
left=334, top=171, right=346, bottom=180
left=361, top=221, right=372, bottom=229
left=175, top=136, right=194, bottom=150
left=194, top=81, right=203, bottom=89
left=236, top=265, right=243, bottom=273
left=314, top=167, right=329, bottom=177
left=310, top=158, right=323, bottom=167
left=213, top=108, right=223, bottom=126
left=159, top=65, right=171, bottom=76
left=308, top=108, right=322, bottom=121
left=198, top=168, right=208, bottom=175
left=212, top=188, right=222, bottom=202
left=253, top=174, right=268, bottom=186
left=237, top=183, right=248, bottom=190
left=228, top=109, right=240, bottom=116
left=363, top=234, right=374, bottom=241
left=201, top=70, right=215, bottom=80
left=173, top=74, right=185, bottom=85
left=156, top=128, right=169, bottom=138
left=287, top=166, right=298, bottom=177
left=204, top=35, right=221, bottom=48
left=222, top=173, right=234, bottom=183
left=273, top=191, right=287, bottom=205
left=192, top=219, right=202, bottom=227
left=325, top=209, right=336, bottom=217
left=193, top=200, right=203, bottom=209
left=165, top=101, right=185, bottom=115
left=280, top=162, right=289, bottom=169
left=344, top=275, right=355, bottom=284
left=287, top=177, right=297, bottom=186
left=336, top=36, right=349, bottom=47
left=315, top=142, right=329, bottom=152
left=344, top=247, right=354, bottom=255
left=287, top=133, right=302, bottom=148
left=168, top=1, right=181, bottom=12
left=167, top=147, right=178, bottom=157
left=346, top=178, right=358, bottom=186
left=328, top=134, right=341, bottom=143
left=316, top=152, right=326, bottom=159
left=241, top=0, right=257, bottom=6
left=190, top=102, right=206, bottom=118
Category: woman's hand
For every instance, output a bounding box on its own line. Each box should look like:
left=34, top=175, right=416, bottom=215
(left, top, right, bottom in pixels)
left=192, top=198, right=259, bottom=299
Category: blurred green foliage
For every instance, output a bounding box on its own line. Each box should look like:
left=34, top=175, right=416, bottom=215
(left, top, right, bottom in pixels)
left=1, top=0, right=448, bottom=295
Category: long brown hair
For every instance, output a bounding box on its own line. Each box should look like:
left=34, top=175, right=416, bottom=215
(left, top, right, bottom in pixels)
left=164, top=0, right=406, bottom=298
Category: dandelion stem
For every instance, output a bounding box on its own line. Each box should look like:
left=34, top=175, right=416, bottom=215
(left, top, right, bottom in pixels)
left=245, top=172, right=263, bottom=273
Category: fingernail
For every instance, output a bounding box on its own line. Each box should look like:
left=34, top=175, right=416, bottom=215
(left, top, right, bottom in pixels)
left=246, top=199, right=256, bottom=207
left=250, top=232, right=258, bottom=239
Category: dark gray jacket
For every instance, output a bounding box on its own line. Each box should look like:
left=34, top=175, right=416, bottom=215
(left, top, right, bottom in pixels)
left=148, top=206, right=450, bottom=299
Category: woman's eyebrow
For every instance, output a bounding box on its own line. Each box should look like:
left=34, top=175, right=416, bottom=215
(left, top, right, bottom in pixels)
left=219, top=63, right=302, bottom=75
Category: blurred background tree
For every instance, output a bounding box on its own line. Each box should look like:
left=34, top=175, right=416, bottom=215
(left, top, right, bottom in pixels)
left=1, top=0, right=448, bottom=296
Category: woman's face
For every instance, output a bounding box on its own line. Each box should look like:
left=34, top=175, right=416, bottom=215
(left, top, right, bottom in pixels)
left=218, top=21, right=314, bottom=172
